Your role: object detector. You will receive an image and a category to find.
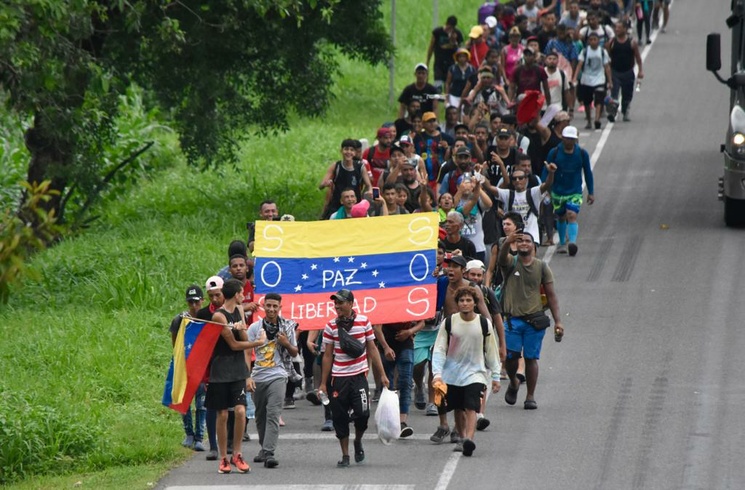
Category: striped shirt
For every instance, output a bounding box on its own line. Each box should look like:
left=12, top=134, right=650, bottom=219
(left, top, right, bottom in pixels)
left=322, top=315, right=374, bottom=377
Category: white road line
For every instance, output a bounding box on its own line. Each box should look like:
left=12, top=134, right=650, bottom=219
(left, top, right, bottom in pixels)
left=433, top=453, right=462, bottom=490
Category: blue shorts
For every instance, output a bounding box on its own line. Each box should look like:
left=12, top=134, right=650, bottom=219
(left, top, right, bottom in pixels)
left=505, top=317, right=547, bottom=360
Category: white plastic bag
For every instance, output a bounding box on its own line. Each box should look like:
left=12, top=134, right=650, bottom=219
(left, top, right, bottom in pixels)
left=375, top=387, right=401, bottom=445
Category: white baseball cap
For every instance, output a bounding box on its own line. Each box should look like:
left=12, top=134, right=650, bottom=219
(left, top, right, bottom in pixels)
left=466, top=259, right=486, bottom=272
left=562, top=126, right=579, bottom=139
left=485, top=16, right=497, bottom=29
left=205, top=275, right=224, bottom=292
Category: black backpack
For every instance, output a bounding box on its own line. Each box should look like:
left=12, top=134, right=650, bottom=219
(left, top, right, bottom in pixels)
left=507, top=187, right=540, bottom=218
left=444, top=313, right=491, bottom=356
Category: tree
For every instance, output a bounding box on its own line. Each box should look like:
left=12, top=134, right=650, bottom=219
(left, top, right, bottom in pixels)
left=0, top=0, right=392, bottom=230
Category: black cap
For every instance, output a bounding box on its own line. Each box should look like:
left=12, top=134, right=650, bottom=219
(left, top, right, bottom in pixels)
left=444, top=254, right=468, bottom=268
left=330, top=289, right=355, bottom=302
left=455, top=146, right=471, bottom=156
left=497, top=127, right=514, bottom=138
left=185, top=285, right=204, bottom=301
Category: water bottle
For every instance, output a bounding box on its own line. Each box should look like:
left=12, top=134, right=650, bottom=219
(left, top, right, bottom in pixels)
left=318, top=390, right=330, bottom=406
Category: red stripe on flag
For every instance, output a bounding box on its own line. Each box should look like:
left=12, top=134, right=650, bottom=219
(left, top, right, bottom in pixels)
left=169, top=322, right=223, bottom=414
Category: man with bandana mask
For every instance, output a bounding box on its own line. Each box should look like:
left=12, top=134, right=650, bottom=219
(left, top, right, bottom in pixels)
left=246, top=293, right=299, bottom=469
left=318, top=289, right=389, bottom=467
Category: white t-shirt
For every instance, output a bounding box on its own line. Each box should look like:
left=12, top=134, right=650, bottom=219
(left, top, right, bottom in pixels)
left=518, top=5, right=541, bottom=31
left=457, top=198, right=489, bottom=254
left=545, top=69, right=570, bottom=110
left=579, top=46, right=610, bottom=87
left=579, top=25, right=614, bottom=48
left=496, top=186, right=544, bottom=243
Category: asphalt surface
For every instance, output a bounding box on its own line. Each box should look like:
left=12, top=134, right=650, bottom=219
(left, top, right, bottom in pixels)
left=156, top=1, right=745, bottom=489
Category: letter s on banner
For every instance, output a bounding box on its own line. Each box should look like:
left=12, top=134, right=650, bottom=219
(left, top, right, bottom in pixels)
left=261, top=224, right=284, bottom=252
left=408, top=216, right=434, bottom=247
left=405, top=287, right=430, bottom=317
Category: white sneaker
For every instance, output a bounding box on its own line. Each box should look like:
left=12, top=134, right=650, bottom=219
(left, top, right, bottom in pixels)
left=556, top=244, right=568, bottom=254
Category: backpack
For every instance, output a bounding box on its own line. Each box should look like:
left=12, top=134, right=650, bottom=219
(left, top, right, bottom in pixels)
left=477, top=2, right=496, bottom=24
left=444, top=313, right=491, bottom=356
left=507, top=187, right=540, bottom=219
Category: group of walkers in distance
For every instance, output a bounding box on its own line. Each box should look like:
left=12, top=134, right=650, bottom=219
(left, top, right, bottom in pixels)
left=168, top=0, right=662, bottom=474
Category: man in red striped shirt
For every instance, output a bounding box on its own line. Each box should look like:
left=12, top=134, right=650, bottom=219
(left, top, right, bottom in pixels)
left=318, top=289, right=389, bottom=467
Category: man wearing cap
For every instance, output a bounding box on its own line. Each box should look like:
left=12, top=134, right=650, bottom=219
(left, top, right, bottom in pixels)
left=574, top=29, right=612, bottom=130
left=170, top=285, right=207, bottom=452
left=383, top=145, right=423, bottom=213
left=499, top=229, right=563, bottom=410
left=508, top=48, right=551, bottom=106
left=453, top=169, right=492, bottom=262
left=485, top=127, right=519, bottom=188
left=544, top=51, right=572, bottom=112
left=465, top=66, right=511, bottom=116
left=543, top=125, right=594, bottom=255
left=318, top=289, right=389, bottom=467
left=398, top=64, right=440, bottom=119
left=440, top=145, right=475, bottom=198
left=429, top=255, right=502, bottom=448
left=414, top=112, right=453, bottom=192
left=466, top=25, right=488, bottom=69
left=363, top=128, right=393, bottom=187
left=427, top=15, right=464, bottom=91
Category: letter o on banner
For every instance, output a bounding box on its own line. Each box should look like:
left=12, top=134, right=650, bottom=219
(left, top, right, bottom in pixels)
left=408, top=253, right=430, bottom=282
left=260, top=261, right=282, bottom=288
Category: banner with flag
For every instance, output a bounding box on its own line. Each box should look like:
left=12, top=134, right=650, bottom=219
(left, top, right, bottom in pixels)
left=253, top=213, right=439, bottom=329
left=162, top=317, right=223, bottom=414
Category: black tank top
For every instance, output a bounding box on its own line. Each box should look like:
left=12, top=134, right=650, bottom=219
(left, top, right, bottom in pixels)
left=330, top=160, right=363, bottom=204
left=209, top=307, right=250, bottom=383
left=609, top=37, right=634, bottom=72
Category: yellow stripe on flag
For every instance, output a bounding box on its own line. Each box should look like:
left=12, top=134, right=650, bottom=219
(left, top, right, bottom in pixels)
left=170, top=317, right=190, bottom=404
left=254, top=213, right=439, bottom=259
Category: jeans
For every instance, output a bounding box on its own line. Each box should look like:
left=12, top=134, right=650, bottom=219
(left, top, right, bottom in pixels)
left=182, top=383, right=206, bottom=441
left=611, top=69, right=635, bottom=114
left=382, top=347, right=414, bottom=415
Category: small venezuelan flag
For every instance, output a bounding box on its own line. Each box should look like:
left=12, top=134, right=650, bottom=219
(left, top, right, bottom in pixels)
left=162, top=317, right=222, bottom=414
left=253, top=213, right=439, bottom=329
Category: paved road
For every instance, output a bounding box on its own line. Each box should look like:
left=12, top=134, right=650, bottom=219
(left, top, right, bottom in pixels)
left=156, top=1, right=745, bottom=488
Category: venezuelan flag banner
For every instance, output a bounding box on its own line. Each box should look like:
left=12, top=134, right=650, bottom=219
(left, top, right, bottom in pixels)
left=254, top=213, right=439, bottom=330
left=162, top=317, right=222, bottom=414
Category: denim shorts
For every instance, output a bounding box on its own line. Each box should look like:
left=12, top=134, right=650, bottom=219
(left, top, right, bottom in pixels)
left=505, top=317, right=547, bottom=360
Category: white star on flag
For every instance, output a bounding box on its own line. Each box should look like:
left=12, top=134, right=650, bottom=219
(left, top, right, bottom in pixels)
left=186, top=343, right=193, bottom=350
left=311, top=264, right=318, bottom=270
left=360, top=262, right=368, bottom=269
left=378, top=282, right=386, bottom=288
left=372, top=270, right=379, bottom=277
left=333, top=257, right=340, bottom=263
left=301, top=273, right=309, bottom=280
left=348, top=257, right=355, bottom=263
left=294, top=285, right=302, bottom=292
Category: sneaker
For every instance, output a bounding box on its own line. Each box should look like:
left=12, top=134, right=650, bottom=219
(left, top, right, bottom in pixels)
left=594, top=120, right=601, bottom=130
left=337, top=455, right=350, bottom=468
left=283, top=397, right=296, bottom=409
left=206, top=449, right=218, bottom=461
left=476, top=415, right=490, bottom=431
left=354, top=439, right=365, bottom=463
left=584, top=120, right=592, bottom=130
left=321, top=419, right=334, bottom=432
left=231, top=453, right=250, bottom=473
left=371, top=387, right=382, bottom=403
left=430, top=425, right=450, bottom=444
left=193, top=440, right=205, bottom=451
left=425, top=402, right=439, bottom=416
left=450, top=431, right=460, bottom=444
left=306, top=391, right=321, bottom=406
left=623, top=111, right=631, bottom=122
left=181, top=435, right=194, bottom=448
left=242, top=426, right=250, bottom=442
left=253, top=450, right=266, bottom=463
left=661, top=26, right=667, bottom=33
left=462, top=439, right=476, bottom=457
left=453, top=440, right=464, bottom=452
left=264, top=456, right=278, bottom=468
left=568, top=242, right=578, bottom=256
left=399, top=422, right=414, bottom=438
left=556, top=244, right=568, bottom=254
left=414, top=386, right=426, bottom=410
left=218, top=457, right=231, bottom=474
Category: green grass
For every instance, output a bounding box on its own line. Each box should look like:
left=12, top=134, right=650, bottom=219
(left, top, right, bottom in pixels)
left=0, top=1, right=484, bottom=487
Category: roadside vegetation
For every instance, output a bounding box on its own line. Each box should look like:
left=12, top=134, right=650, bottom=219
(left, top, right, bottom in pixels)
left=0, top=0, right=480, bottom=487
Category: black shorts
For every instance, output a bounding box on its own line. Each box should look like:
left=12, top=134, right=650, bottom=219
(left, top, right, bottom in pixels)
left=445, top=383, right=486, bottom=412
left=578, top=83, right=607, bottom=107
left=329, top=373, right=370, bottom=439
left=205, top=380, right=247, bottom=410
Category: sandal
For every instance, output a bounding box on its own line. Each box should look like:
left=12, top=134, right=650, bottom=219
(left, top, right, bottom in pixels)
left=524, top=399, right=538, bottom=410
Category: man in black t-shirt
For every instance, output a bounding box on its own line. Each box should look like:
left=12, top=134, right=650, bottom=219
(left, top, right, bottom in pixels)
left=442, top=211, right=478, bottom=260
left=398, top=64, right=441, bottom=119
left=426, top=15, right=464, bottom=90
